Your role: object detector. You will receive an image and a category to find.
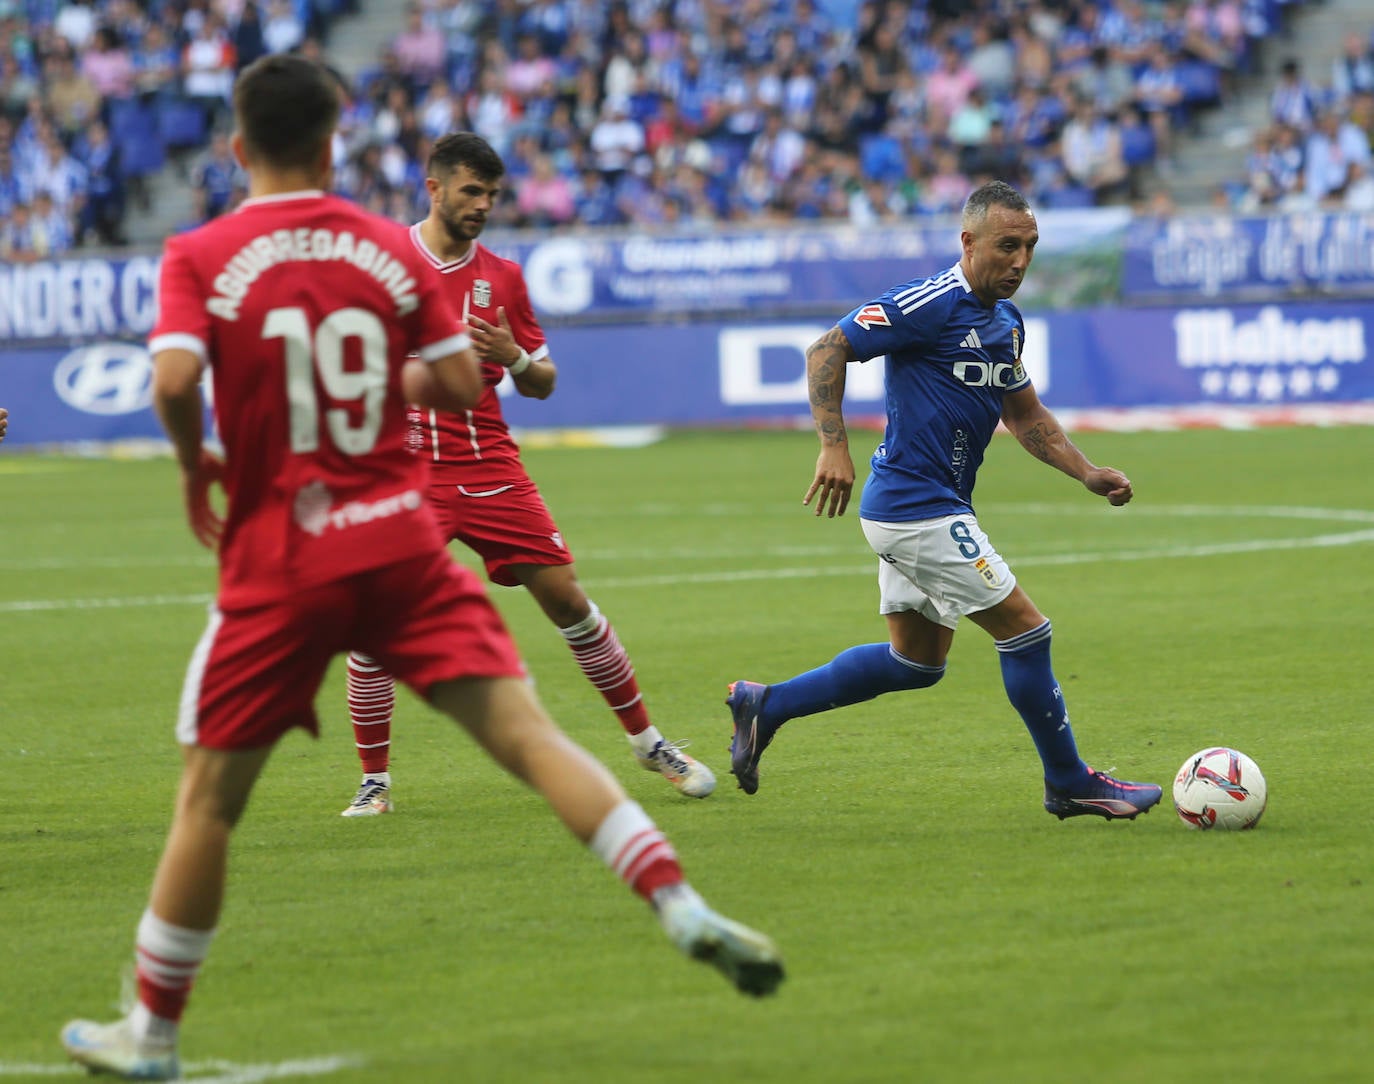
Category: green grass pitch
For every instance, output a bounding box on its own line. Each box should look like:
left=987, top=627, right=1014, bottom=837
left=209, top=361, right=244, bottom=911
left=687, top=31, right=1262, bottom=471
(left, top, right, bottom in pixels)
left=3, top=425, right=1372, bottom=1083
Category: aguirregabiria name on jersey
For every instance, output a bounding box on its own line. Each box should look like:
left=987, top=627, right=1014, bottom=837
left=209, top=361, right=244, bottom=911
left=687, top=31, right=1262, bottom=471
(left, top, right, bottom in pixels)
left=206, top=229, right=418, bottom=320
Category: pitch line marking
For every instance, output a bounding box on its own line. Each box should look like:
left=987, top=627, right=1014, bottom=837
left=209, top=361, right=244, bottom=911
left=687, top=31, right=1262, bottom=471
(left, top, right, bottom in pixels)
left=4, top=504, right=1371, bottom=574
left=3, top=527, right=1373, bottom=615
left=0, top=1057, right=361, bottom=1080
left=1, top=505, right=1370, bottom=613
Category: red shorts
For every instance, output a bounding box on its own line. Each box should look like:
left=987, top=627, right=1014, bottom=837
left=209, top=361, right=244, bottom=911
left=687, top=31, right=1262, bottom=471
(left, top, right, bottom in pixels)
left=428, top=475, right=573, bottom=587
left=179, top=552, right=525, bottom=750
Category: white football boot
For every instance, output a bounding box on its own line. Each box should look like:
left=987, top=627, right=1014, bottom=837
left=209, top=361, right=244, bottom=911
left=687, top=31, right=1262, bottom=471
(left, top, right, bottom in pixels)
left=635, top=739, right=716, bottom=798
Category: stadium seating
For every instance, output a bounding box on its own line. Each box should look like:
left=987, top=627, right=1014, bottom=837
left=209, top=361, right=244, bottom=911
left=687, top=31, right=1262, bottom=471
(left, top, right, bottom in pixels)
left=0, top=0, right=1335, bottom=248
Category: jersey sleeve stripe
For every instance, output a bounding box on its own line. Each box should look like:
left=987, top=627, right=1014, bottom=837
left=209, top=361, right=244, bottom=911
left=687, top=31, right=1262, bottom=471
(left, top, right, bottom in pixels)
left=892, top=270, right=958, bottom=310
left=895, top=278, right=961, bottom=315
left=417, top=331, right=472, bottom=362
left=148, top=332, right=208, bottom=364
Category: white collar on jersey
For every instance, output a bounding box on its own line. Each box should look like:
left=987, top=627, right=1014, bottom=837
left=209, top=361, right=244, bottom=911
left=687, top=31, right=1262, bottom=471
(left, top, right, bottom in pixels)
left=408, top=221, right=478, bottom=273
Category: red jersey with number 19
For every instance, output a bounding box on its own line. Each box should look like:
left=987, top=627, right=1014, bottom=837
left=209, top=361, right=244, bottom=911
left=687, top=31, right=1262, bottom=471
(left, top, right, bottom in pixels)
left=149, top=191, right=471, bottom=610
left=406, top=225, right=548, bottom=487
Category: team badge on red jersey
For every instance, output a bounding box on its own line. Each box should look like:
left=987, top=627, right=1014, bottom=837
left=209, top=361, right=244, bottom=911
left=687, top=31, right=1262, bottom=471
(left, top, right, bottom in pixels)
left=854, top=304, right=891, bottom=330
left=473, top=279, right=492, bottom=308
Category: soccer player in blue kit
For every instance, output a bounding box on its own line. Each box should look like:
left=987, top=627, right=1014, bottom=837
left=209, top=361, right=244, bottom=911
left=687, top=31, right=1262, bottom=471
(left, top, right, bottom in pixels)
left=726, top=180, right=1163, bottom=821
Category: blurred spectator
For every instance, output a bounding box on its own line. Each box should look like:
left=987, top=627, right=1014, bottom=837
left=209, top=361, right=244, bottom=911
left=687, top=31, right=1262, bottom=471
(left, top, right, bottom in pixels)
left=263, top=0, right=304, bottom=56
left=465, top=66, right=521, bottom=155
left=0, top=138, right=24, bottom=216
left=390, top=2, right=444, bottom=94
left=1343, top=160, right=1374, bottom=211
left=589, top=95, right=643, bottom=184
left=949, top=86, right=996, bottom=170
left=1061, top=99, right=1129, bottom=203
left=31, top=188, right=73, bottom=254
left=231, top=2, right=269, bottom=71
left=31, top=128, right=87, bottom=219
left=1270, top=57, right=1320, bottom=131
left=1009, top=13, right=1053, bottom=90
left=516, top=150, right=575, bottom=225
left=923, top=147, right=970, bottom=214
left=191, top=130, right=245, bottom=221
left=0, top=51, right=39, bottom=120
left=80, top=25, right=134, bottom=100
left=1134, top=43, right=1185, bottom=167
left=417, top=77, right=463, bottom=140
left=44, top=48, right=101, bottom=140
left=73, top=116, right=124, bottom=244
left=506, top=32, right=556, bottom=99
left=1330, top=31, right=1374, bottom=103
left=749, top=107, right=805, bottom=184
left=925, top=44, right=978, bottom=125
left=183, top=13, right=237, bottom=130
left=1304, top=106, right=1372, bottom=206
left=132, top=22, right=181, bottom=97
left=965, top=19, right=1016, bottom=103
left=54, top=0, right=98, bottom=52
left=1075, top=45, right=1135, bottom=116
left=1349, top=90, right=1374, bottom=153
left=0, top=198, right=39, bottom=261
left=965, top=118, right=1025, bottom=186
left=573, top=165, right=625, bottom=225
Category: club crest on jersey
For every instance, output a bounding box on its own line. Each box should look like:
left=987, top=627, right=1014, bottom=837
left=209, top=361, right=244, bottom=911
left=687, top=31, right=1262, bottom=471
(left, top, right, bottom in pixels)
left=473, top=279, right=492, bottom=308
left=1011, top=327, right=1021, bottom=359
left=854, top=304, right=891, bottom=330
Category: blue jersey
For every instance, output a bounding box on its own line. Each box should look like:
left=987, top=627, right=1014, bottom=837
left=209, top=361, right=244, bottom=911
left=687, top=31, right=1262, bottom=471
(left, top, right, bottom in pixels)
left=839, top=263, right=1030, bottom=523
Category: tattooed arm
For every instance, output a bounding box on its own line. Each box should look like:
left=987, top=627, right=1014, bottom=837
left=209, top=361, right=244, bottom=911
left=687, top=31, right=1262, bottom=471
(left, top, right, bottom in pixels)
left=1001, top=384, right=1134, bottom=506
left=803, top=325, right=859, bottom=517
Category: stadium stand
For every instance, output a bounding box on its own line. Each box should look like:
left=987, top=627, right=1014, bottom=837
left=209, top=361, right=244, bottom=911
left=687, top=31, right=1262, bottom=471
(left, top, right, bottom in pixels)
left=0, top=0, right=1362, bottom=255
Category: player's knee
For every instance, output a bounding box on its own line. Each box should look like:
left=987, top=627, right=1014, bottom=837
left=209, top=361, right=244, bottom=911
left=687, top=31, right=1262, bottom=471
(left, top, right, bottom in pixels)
left=890, top=649, right=945, bottom=689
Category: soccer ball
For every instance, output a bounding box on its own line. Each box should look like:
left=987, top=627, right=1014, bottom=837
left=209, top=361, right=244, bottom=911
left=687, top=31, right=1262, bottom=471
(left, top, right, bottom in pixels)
left=1172, top=747, right=1267, bottom=830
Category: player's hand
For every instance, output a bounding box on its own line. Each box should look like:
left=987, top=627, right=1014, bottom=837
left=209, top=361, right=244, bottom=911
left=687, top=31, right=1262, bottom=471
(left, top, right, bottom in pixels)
left=467, top=308, right=521, bottom=367
left=1084, top=467, right=1133, bottom=507
left=183, top=448, right=226, bottom=549
left=803, top=446, right=855, bottom=518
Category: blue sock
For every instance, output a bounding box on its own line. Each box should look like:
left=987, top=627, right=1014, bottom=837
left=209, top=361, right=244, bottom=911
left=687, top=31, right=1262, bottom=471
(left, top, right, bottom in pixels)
left=761, top=643, right=944, bottom=730
left=995, top=621, right=1088, bottom=789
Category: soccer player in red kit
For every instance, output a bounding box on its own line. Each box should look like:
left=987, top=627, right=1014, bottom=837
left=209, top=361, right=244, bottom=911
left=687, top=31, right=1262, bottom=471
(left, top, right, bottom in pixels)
left=59, top=56, right=781, bottom=1082
left=340, top=131, right=715, bottom=817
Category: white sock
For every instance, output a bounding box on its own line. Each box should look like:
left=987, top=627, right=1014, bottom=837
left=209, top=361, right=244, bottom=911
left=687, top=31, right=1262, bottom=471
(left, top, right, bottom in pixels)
left=363, top=771, right=391, bottom=785
left=128, top=1001, right=177, bottom=1045
left=627, top=725, right=663, bottom=757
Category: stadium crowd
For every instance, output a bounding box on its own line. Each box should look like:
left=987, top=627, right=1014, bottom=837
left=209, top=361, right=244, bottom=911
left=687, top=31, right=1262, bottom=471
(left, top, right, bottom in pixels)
left=0, top=0, right=1354, bottom=260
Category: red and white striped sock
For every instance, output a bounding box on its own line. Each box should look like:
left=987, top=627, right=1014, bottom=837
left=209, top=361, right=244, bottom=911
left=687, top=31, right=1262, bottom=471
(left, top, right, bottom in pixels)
left=347, top=652, right=394, bottom=777
left=559, top=602, right=652, bottom=736
left=589, top=800, right=684, bottom=902
left=132, top=909, right=213, bottom=1029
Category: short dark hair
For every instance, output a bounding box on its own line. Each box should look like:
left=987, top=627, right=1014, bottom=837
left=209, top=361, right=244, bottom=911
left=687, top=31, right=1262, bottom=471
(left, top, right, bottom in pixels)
left=961, top=180, right=1031, bottom=228
left=232, top=55, right=339, bottom=171
left=426, top=132, right=505, bottom=182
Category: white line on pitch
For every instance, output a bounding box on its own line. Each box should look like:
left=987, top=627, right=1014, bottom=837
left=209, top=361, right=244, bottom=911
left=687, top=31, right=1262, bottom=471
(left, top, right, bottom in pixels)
left=0, top=1055, right=362, bottom=1081
left=3, top=527, right=1372, bottom=615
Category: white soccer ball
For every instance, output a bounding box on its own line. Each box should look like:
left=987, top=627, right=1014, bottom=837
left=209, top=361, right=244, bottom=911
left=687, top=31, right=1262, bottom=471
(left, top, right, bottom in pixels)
left=1172, top=747, right=1267, bottom=830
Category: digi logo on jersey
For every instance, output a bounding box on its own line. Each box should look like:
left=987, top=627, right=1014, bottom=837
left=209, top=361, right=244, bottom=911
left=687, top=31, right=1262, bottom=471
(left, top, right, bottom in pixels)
left=53, top=342, right=154, bottom=415
left=951, top=360, right=1020, bottom=388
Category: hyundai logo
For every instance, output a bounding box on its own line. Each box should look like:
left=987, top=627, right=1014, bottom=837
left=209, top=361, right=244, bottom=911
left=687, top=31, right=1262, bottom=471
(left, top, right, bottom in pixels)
left=53, top=342, right=154, bottom=415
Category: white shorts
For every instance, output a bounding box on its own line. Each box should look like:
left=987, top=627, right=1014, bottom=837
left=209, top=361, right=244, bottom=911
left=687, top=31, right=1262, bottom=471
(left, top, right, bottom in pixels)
left=860, top=514, right=1017, bottom=630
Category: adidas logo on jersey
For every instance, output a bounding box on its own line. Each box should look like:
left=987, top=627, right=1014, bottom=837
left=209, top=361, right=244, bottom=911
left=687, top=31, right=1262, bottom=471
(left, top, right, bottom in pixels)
left=959, top=328, right=983, bottom=350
